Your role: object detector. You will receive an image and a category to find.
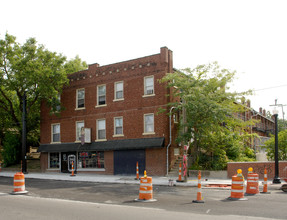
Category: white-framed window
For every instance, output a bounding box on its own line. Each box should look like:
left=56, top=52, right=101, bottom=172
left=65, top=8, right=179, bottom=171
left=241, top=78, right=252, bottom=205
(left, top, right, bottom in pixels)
left=76, top=121, right=84, bottom=141
left=51, top=123, right=60, bottom=143
left=97, top=119, right=106, bottom=141
left=114, top=117, right=123, bottom=136
left=144, top=113, right=154, bottom=134
left=114, top=81, right=124, bottom=100
left=97, top=85, right=106, bottom=106
left=76, top=88, right=85, bottom=109
left=144, top=76, right=154, bottom=95
left=49, top=152, right=60, bottom=169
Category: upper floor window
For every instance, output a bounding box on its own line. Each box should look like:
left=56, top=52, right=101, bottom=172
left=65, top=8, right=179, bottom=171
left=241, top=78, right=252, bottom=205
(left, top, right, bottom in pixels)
left=114, top=117, right=123, bottom=136
left=97, top=119, right=106, bottom=141
left=114, top=81, right=124, bottom=100
left=76, top=121, right=84, bottom=141
left=97, top=85, right=106, bottom=106
left=76, top=88, right=85, bottom=109
left=144, top=76, right=154, bottom=96
left=144, top=113, right=154, bottom=134
left=51, top=124, right=60, bottom=143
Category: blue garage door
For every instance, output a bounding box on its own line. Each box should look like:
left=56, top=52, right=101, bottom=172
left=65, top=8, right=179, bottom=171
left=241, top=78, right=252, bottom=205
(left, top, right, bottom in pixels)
left=114, top=150, right=145, bottom=175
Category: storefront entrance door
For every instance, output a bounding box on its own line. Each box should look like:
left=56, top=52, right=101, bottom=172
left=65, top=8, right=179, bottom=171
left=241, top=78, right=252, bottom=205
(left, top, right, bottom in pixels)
left=61, top=152, right=76, bottom=173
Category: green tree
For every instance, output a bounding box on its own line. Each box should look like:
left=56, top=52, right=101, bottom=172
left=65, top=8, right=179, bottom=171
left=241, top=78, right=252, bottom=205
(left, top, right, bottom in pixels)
left=161, top=62, right=255, bottom=170
left=264, top=130, right=287, bottom=160
left=0, top=33, right=87, bottom=163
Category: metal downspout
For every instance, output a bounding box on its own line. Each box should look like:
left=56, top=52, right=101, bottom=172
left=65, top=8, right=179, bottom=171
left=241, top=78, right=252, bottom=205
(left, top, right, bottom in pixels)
left=167, top=107, right=175, bottom=176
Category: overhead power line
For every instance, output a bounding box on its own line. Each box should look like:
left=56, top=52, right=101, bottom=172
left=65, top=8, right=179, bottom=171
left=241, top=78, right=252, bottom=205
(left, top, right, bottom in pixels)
left=254, top=84, right=287, bottom=91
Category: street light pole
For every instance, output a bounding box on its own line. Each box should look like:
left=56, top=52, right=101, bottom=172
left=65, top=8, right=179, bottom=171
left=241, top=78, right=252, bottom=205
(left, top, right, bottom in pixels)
left=22, top=91, right=27, bottom=174
left=272, top=108, right=281, bottom=184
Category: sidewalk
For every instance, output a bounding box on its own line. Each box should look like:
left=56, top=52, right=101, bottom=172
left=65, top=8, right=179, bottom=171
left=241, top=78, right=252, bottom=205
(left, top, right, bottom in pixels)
left=0, top=171, right=234, bottom=187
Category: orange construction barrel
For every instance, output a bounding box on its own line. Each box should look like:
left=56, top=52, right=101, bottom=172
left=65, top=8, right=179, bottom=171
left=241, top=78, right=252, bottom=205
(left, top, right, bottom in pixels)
left=228, top=170, right=247, bottom=201
left=135, top=171, right=156, bottom=202
left=12, top=172, right=28, bottom=194
left=245, top=172, right=259, bottom=195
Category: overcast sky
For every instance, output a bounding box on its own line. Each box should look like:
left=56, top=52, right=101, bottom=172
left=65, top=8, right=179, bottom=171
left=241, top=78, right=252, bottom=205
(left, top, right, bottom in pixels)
left=1, top=0, right=287, bottom=118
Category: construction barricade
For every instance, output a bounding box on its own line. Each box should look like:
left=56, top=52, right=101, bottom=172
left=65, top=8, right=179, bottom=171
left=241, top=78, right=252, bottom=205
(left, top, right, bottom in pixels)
left=245, top=167, right=259, bottom=195
left=135, top=170, right=156, bottom=202
left=228, top=169, right=247, bottom=201
left=12, top=172, right=28, bottom=194
left=193, top=170, right=204, bottom=203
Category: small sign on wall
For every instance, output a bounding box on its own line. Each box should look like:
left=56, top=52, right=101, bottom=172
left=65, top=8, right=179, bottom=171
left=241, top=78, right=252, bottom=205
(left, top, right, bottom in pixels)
left=174, top=148, right=179, bottom=156
left=84, top=128, right=91, bottom=143
left=81, top=128, right=91, bottom=144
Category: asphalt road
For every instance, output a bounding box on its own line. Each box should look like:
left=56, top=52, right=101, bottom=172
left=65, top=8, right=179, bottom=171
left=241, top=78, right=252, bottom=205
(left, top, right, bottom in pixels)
left=0, top=177, right=286, bottom=219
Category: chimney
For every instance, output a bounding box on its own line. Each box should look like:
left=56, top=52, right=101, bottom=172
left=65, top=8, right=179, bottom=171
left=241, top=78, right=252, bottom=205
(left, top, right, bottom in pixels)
left=259, top=107, right=263, bottom=114
left=160, top=47, right=168, bottom=64
left=263, top=109, right=266, bottom=116
left=88, top=63, right=100, bottom=72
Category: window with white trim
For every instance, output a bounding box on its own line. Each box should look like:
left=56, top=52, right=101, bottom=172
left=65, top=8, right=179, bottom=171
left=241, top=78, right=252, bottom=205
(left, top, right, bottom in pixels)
left=144, top=114, right=154, bottom=133
left=76, top=121, right=84, bottom=141
left=76, top=88, right=85, bottom=109
left=97, top=85, right=106, bottom=106
left=114, top=81, right=123, bottom=100
left=78, top=151, right=104, bottom=169
left=49, top=152, right=60, bottom=169
left=144, top=76, right=154, bottom=95
left=51, top=124, right=60, bottom=143
left=114, top=117, right=123, bottom=135
left=97, top=119, right=106, bottom=140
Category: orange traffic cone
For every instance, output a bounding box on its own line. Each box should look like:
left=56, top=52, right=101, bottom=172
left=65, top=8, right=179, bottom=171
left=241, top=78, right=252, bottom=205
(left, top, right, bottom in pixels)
left=176, top=163, right=184, bottom=182
left=70, top=161, right=76, bottom=177
left=135, top=162, right=140, bottom=180
left=193, top=170, right=204, bottom=203
left=261, top=168, right=270, bottom=194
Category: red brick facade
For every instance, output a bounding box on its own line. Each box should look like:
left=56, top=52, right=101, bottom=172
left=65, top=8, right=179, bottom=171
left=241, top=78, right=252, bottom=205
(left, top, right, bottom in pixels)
left=227, top=161, right=287, bottom=180
left=39, top=47, right=178, bottom=176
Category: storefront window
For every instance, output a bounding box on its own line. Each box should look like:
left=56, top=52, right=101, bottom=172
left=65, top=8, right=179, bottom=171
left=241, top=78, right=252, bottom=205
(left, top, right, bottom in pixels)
left=49, top=153, right=60, bottom=169
left=78, top=151, right=104, bottom=169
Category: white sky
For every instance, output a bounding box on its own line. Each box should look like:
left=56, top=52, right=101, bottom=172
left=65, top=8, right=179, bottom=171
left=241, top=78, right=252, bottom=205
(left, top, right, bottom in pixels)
left=1, top=0, right=287, bottom=118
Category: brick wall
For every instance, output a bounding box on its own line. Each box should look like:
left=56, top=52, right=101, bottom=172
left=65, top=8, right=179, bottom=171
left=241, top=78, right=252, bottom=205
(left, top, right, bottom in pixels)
left=227, top=161, right=287, bottom=180
left=40, top=47, right=177, bottom=175
left=40, top=47, right=172, bottom=145
left=146, top=148, right=166, bottom=176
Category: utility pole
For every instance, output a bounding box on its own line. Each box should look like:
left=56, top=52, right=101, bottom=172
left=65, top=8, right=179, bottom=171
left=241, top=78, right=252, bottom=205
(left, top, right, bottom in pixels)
left=270, top=99, right=281, bottom=184
left=270, top=99, right=287, bottom=129
left=22, top=91, right=27, bottom=174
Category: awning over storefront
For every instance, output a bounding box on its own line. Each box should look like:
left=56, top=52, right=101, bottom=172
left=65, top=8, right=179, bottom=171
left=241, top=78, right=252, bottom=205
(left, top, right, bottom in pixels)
left=38, top=137, right=165, bottom=153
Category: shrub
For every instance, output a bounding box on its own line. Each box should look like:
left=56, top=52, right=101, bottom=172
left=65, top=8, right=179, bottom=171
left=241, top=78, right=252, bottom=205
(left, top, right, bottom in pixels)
left=2, top=132, right=21, bottom=167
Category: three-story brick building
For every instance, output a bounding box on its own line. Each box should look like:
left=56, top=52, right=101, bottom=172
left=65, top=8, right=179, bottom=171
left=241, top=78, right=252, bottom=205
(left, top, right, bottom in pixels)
left=38, top=47, right=178, bottom=176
